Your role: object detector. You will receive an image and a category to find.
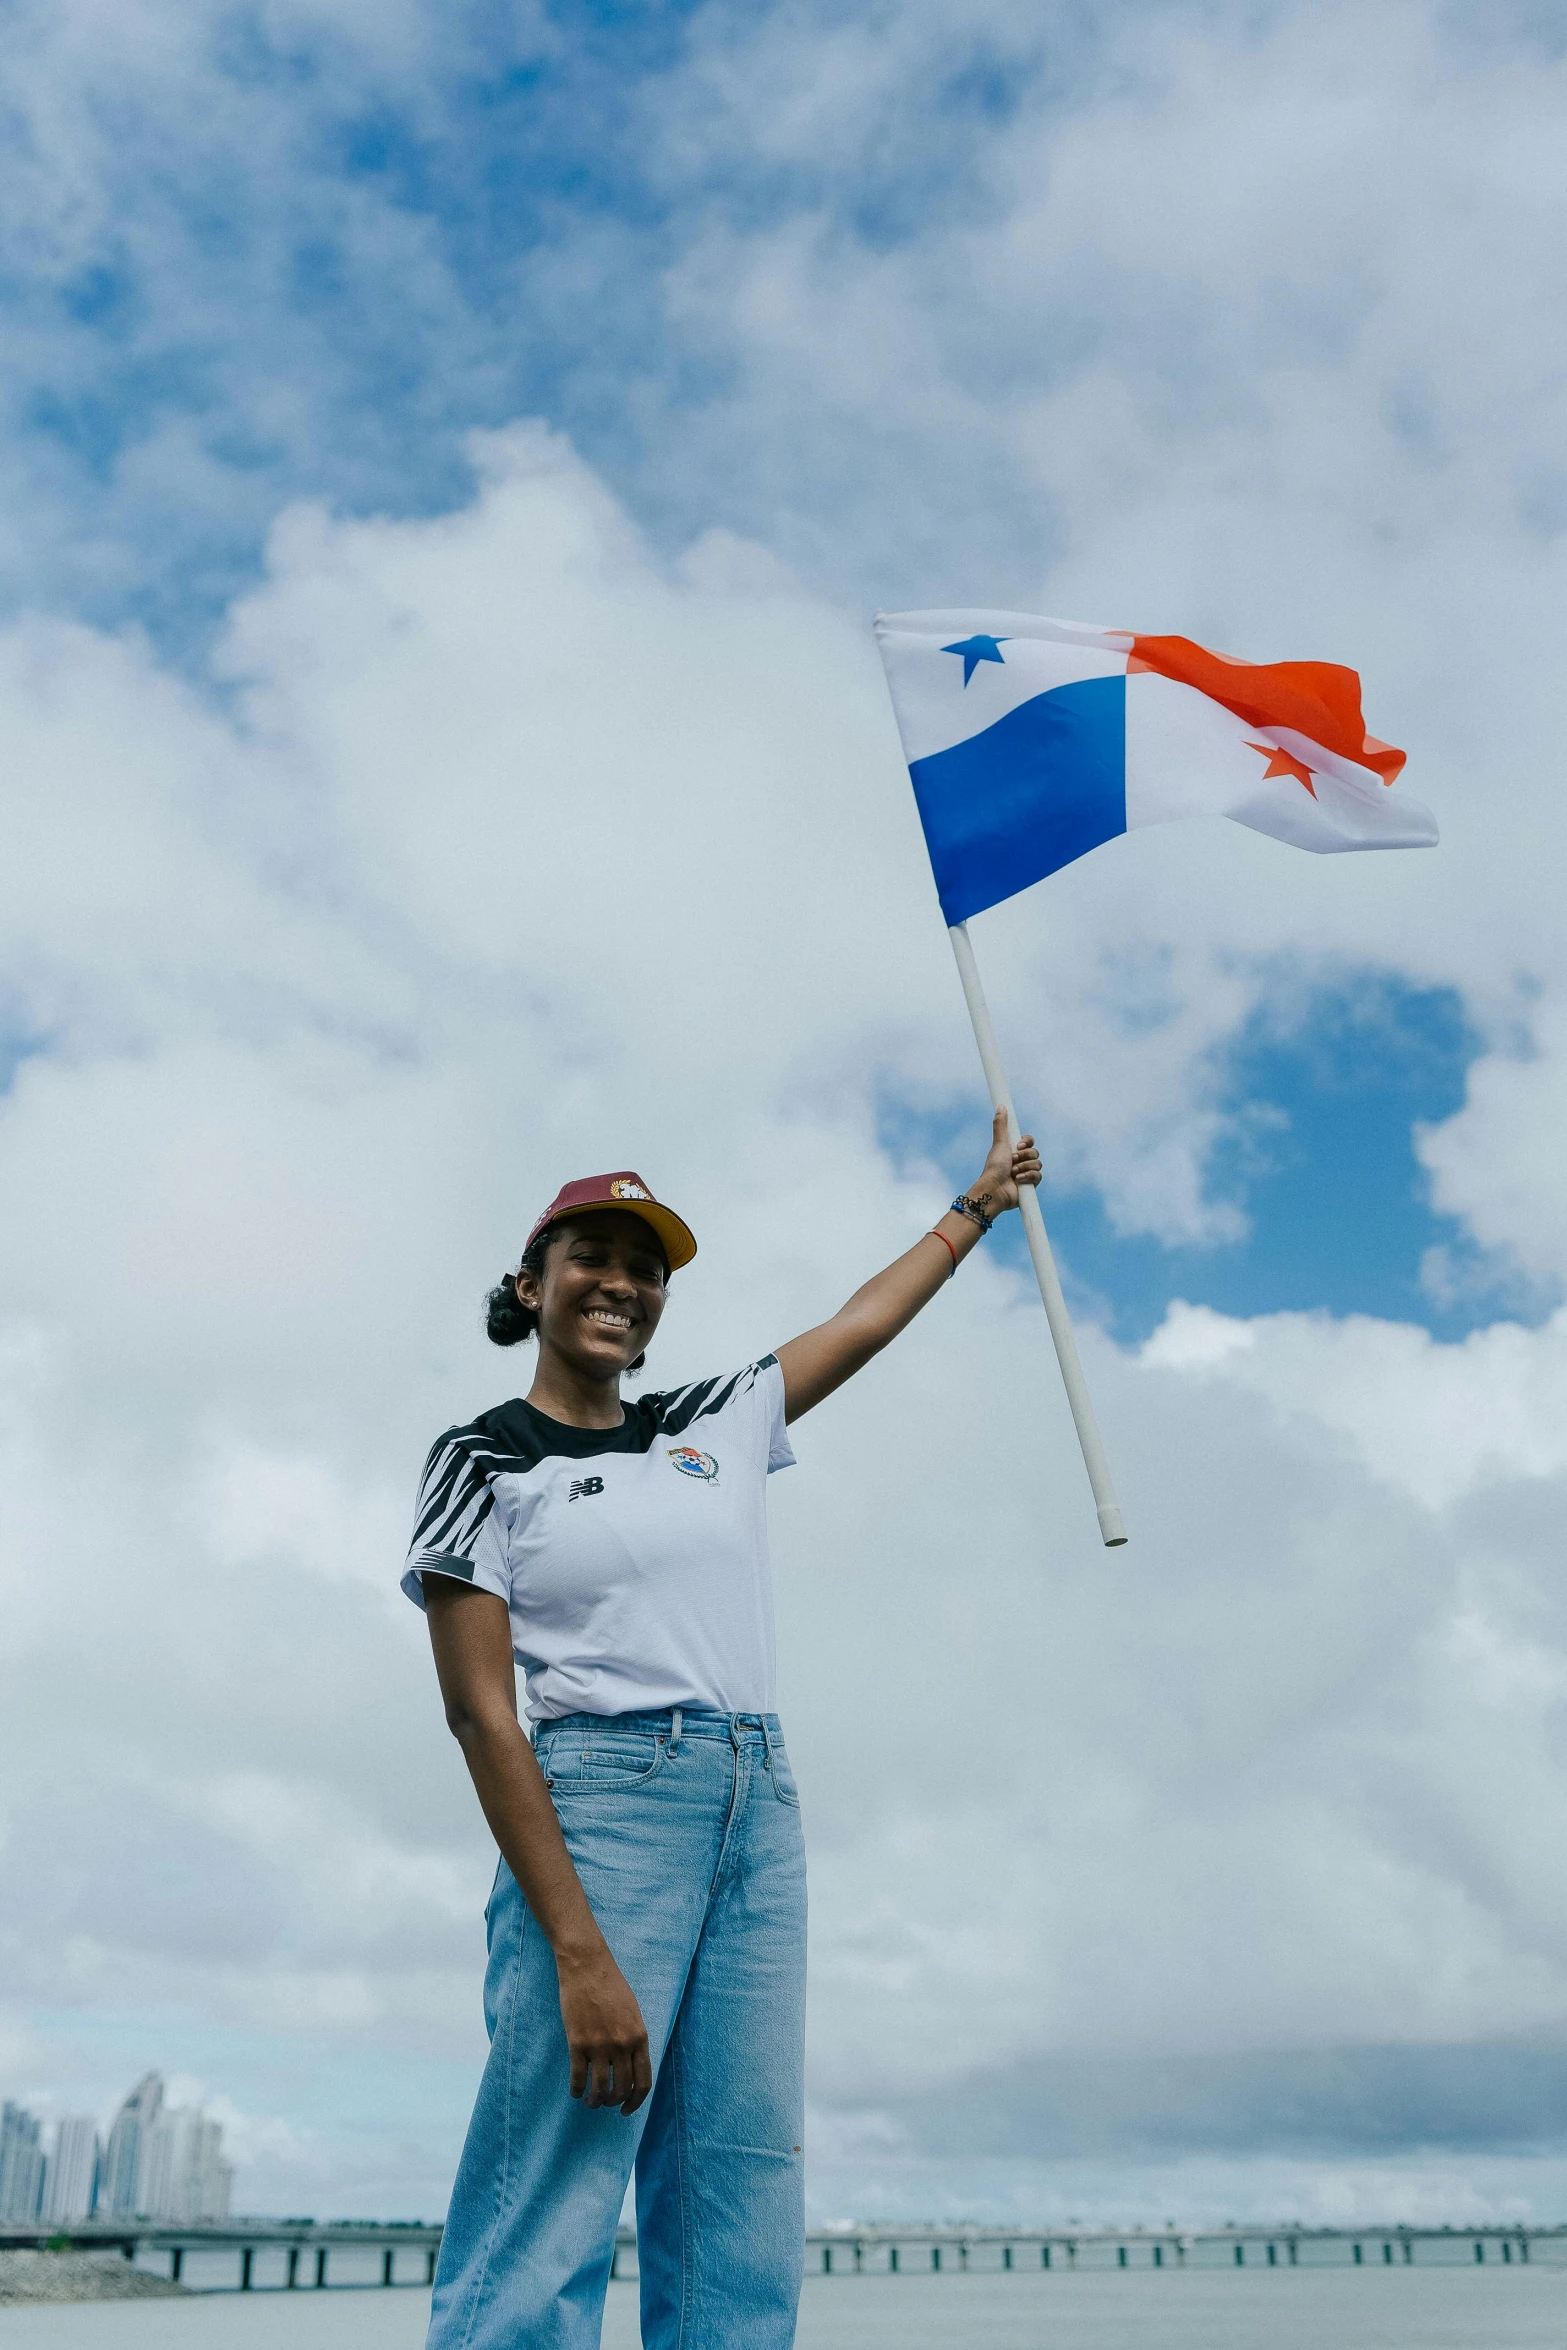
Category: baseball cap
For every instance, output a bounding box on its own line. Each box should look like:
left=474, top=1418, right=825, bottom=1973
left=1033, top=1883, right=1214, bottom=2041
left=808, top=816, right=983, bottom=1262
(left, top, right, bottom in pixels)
left=524, top=1172, right=697, bottom=1272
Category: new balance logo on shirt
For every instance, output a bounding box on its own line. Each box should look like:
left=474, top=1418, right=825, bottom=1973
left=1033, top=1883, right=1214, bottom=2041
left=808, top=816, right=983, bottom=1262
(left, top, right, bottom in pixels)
left=568, top=1477, right=605, bottom=1502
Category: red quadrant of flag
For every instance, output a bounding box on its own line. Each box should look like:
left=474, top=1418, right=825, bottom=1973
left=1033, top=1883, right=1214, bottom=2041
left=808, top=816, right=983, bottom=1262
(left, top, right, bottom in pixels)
left=1128, top=634, right=1405, bottom=783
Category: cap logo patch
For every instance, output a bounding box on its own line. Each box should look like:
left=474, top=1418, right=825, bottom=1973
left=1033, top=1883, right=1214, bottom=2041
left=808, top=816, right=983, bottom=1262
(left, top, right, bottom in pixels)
left=611, top=1180, right=651, bottom=1201
left=667, top=1446, right=718, bottom=1484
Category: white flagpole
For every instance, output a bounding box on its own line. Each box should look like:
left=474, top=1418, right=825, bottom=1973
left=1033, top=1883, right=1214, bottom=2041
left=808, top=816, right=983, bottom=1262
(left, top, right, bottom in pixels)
left=947, top=920, right=1128, bottom=1548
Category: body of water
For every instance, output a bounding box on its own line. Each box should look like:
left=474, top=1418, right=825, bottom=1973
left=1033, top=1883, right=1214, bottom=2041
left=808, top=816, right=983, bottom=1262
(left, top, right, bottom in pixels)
left=2, top=2269, right=1566, bottom=2349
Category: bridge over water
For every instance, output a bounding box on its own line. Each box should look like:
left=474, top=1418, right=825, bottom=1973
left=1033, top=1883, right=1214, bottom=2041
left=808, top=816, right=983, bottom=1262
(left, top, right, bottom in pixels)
left=4, top=2218, right=1563, bottom=2291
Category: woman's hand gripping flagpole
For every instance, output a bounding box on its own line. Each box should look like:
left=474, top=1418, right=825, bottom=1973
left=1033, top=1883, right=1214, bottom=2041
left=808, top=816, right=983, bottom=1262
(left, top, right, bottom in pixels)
left=947, top=921, right=1128, bottom=1548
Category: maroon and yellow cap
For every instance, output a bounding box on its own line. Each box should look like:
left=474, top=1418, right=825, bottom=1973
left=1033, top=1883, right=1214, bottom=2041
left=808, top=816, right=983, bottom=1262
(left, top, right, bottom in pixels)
left=524, top=1171, right=697, bottom=1272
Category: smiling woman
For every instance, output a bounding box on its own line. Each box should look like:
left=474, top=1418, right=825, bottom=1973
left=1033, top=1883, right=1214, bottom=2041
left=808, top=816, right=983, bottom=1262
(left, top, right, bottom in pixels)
left=401, top=1132, right=1040, bottom=2350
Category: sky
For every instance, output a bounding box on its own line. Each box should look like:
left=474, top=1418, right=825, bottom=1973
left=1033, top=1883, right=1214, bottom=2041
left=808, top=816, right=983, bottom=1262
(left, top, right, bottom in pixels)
left=2, top=0, right=1567, bottom=2231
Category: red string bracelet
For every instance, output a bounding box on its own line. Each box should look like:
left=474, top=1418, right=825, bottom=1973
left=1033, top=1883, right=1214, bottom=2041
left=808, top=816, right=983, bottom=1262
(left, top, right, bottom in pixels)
left=928, top=1227, right=959, bottom=1277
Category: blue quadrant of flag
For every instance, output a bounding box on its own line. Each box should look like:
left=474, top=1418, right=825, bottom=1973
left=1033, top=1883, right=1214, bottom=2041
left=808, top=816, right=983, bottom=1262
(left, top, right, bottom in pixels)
left=909, top=676, right=1127, bottom=924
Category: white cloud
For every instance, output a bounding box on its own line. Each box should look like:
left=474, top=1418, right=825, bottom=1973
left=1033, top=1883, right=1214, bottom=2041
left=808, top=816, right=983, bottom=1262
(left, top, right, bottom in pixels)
left=1142, top=1300, right=1567, bottom=1509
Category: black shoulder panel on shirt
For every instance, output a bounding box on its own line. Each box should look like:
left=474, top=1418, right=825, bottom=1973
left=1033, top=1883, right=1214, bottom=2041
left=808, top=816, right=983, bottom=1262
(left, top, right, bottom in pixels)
left=652, top=1355, right=776, bottom=1436
left=412, top=1428, right=498, bottom=1557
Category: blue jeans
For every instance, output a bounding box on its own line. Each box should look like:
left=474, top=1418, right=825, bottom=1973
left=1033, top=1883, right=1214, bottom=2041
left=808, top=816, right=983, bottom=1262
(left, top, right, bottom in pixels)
left=428, top=1710, right=807, bottom=2350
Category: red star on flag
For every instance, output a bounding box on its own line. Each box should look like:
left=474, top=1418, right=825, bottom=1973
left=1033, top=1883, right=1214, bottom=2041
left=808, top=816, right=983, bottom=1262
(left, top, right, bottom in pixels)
left=1247, top=740, right=1318, bottom=798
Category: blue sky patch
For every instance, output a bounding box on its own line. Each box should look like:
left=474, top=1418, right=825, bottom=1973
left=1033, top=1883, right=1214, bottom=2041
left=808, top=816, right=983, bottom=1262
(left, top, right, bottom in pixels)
left=880, top=972, right=1551, bottom=1343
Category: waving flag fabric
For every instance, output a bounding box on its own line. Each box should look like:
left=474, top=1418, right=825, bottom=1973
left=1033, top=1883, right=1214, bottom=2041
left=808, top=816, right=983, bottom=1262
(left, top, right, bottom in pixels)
left=875, top=609, right=1439, bottom=925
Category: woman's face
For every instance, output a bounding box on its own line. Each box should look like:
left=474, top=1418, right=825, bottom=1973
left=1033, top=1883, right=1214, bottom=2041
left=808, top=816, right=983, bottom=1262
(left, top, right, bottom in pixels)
left=519, top=1210, right=669, bottom=1382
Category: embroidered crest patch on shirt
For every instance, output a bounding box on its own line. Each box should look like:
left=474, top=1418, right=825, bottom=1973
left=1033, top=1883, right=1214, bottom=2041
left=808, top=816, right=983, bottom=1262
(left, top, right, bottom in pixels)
left=667, top=1446, right=718, bottom=1484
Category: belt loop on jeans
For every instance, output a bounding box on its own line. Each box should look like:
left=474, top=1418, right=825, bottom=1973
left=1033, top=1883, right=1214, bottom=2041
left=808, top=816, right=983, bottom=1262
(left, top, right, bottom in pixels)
left=761, top=1715, right=776, bottom=1771
left=669, top=1707, right=682, bottom=1755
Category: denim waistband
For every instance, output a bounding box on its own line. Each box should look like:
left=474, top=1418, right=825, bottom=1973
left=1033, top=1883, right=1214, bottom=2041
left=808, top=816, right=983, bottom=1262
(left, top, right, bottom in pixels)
left=536, top=1708, right=781, bottom=1742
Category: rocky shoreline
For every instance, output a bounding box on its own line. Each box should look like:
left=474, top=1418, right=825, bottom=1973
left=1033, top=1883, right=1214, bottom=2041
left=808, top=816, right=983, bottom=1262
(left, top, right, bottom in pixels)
left=0, top=2249, right=187, bottom=2304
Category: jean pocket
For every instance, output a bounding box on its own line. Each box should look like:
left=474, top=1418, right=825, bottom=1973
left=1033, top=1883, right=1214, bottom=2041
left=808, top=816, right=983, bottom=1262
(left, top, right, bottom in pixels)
left=768, top=1746, right=801, bottom=1807
left=541, top=1731, right=667, bottom=1793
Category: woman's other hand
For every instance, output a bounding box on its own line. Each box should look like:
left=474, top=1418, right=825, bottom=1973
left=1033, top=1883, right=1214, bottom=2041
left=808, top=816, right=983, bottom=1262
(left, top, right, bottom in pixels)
left=556, top=1945, right=654, bottom=2115
left=424, top=1577, right=654, bottom=2115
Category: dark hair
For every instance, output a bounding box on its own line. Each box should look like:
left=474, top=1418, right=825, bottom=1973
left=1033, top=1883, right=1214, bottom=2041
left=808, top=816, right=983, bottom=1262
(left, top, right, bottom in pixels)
left=485, top=1229, right=553, bottom=1348
left=484, top=1219, right=670, bottom=1372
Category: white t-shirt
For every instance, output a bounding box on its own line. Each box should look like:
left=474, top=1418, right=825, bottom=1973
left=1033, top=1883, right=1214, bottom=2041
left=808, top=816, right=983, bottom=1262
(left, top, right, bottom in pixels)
left=402, top=1356, right=795, bottom=1722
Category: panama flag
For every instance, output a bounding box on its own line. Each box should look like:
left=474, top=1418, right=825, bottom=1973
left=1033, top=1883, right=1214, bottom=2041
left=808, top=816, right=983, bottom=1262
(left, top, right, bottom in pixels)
left=875, top=609, right=1439, bottom=925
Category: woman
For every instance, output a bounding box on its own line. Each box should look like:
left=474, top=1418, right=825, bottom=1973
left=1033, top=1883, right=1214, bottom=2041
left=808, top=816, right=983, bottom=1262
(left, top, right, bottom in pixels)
left=404, top=1111, right=1041, bottom=2349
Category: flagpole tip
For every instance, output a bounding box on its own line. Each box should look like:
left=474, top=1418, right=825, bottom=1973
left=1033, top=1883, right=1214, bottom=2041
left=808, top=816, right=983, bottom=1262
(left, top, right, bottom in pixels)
left=1097, top=1504, right=1129, bottom=1547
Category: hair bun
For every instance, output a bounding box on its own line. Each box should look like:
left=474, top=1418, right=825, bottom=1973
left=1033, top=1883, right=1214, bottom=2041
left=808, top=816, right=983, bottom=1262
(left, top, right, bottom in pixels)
left=484, top=1276, right=538, bottom=1348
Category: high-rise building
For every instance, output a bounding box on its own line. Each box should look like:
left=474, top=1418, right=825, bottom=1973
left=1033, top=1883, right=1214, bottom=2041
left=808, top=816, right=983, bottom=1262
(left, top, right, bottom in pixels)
left=137, top=2106, right=232, bottom=2221
left=0, top=2102, right=45, bottom=2223
left=185, top=2115, right=233, bottom=2222
left=95, top=2076, right=232, bottom=2221
left=100, top=2073, right=163, bottom=2217
left=41, top=2116, right=100, bottom=2224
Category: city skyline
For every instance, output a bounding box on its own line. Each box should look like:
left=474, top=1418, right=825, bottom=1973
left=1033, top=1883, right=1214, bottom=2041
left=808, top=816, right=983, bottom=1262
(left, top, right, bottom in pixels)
left=0, top=2072, right=231, bottom=2225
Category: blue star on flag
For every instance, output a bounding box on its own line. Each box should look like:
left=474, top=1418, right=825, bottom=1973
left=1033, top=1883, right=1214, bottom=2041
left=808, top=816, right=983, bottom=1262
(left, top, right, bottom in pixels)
left=942, top=634, right=1008, bottom=686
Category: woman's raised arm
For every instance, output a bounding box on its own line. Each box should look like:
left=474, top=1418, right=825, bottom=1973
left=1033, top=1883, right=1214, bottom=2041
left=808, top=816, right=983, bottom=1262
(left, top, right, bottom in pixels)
left=775, top=1108, right=1042, bottom=1422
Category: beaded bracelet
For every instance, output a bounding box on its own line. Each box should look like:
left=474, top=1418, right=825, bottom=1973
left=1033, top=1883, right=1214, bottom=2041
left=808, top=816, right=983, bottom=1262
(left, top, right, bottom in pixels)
left=950, top=1192, right=995, bottom=1235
